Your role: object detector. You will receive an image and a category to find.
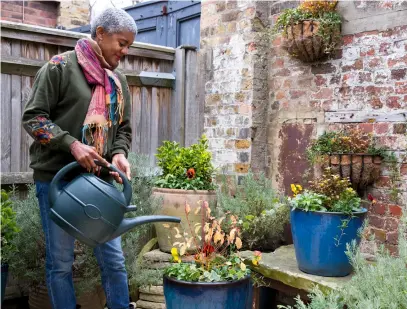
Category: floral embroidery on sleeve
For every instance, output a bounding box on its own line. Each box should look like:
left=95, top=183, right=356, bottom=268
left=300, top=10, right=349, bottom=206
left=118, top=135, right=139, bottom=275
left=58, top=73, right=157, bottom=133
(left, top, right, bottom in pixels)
left=26, top=116, right=55, bottom=145
left=49, top=54, right=69, bottom=69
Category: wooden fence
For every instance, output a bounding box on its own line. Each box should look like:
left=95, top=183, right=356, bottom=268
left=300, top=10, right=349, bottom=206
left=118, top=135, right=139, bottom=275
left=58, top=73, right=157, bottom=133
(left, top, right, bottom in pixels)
left=0, top=21, right=203, bottom=185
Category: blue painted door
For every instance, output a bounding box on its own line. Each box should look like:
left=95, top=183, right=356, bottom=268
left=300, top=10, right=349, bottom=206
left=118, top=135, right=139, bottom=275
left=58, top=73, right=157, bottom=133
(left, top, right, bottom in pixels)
left=71, top=0, right=201, bottom=49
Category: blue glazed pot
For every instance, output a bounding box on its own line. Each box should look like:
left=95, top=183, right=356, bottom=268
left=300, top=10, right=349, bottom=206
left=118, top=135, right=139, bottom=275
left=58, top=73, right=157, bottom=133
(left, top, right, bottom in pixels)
left=290, top=208, right=367, bottom=277
left=1, top=263, right=9, bottom=304
left=163, top=275, right=253, bottom=309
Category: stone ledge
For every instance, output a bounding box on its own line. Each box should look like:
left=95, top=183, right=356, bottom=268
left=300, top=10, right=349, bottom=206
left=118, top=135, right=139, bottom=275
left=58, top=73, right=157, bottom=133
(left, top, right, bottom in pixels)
left=241, top=245, right=352, bottom=294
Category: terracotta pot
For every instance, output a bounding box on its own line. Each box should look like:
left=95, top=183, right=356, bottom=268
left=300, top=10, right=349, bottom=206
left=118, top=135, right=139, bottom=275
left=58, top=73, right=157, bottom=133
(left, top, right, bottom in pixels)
left=152, top=188, right=217, bottom=253
left=282, top=20, right=341, bottom=62
left=28, top=284, right=105, bottom=309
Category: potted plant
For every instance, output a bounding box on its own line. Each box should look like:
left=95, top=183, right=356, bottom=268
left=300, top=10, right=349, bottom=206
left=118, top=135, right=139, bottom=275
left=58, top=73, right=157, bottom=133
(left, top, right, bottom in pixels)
left=273, top=0, right=342, bottom=62
left=1, top=189, right=20, bottom=304
left=289, top=168, right=368, bottom=277
left=4, top=186, right=106, bottom=309
left=162, top=201, right=261, bottom=309
left=307, top=129, right=386, bottom=191
left=153, top=135, right=217, bottom=253
left=280, top=215, right=407, bottom=308
left=217, top=171, right=291, bottom=252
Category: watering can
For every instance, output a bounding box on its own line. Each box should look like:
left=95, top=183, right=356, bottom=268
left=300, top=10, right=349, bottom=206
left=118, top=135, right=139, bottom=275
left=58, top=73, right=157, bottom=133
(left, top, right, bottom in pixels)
left=49, top=160, right=180, bottom=247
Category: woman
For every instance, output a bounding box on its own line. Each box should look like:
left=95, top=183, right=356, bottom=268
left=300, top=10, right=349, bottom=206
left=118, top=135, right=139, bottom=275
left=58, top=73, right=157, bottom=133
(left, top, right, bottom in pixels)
left=22, top=8, right=138, bottom=309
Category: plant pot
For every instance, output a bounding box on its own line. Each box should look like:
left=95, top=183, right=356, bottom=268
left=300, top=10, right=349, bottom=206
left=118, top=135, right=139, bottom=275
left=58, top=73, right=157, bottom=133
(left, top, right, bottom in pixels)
left=28, top=284, right=106, bottom=309
left=1, top=264, right=9, bottom=304
left=152, top=188, right=217, bottom=253
left=290, top=208, right=367, bottom=277
left=163, top=275, right=253, bottom=309
left=282, top=20, right=341, bottom=62
left=322, top=154, right=382, bottom=190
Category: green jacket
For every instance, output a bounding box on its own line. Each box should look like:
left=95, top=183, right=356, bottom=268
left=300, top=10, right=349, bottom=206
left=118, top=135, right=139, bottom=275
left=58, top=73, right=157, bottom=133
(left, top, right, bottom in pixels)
left=22, top=50, right=132, bottom=182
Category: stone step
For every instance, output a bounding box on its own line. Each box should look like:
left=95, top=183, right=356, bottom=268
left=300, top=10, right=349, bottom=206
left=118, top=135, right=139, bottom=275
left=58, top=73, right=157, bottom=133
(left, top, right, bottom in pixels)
left=136, top=300, right=166, bottom=309
left=140, top=293, right=165, bottom=303
left=139, top=286, right=164, bottom=295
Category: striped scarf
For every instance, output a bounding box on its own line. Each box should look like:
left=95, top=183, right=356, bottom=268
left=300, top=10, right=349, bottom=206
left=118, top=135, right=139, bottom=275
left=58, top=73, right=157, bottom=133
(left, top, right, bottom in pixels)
left=75, top=38, right=124, bottom=156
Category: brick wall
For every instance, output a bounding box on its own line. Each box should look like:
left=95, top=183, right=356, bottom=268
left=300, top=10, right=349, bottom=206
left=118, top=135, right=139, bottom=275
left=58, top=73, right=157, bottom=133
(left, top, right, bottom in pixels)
left=200, top=0, right=270, bottom=180
left=200, top=0, right=406, bottom=254
left=1, top=1, right=59, bottom=28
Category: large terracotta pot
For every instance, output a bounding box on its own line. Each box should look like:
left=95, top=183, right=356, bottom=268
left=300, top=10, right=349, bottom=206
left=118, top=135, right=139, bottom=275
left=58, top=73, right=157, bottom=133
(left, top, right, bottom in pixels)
left=28, top=284, right=106, bottom=309
left=152, top=188, right=217, bottom=253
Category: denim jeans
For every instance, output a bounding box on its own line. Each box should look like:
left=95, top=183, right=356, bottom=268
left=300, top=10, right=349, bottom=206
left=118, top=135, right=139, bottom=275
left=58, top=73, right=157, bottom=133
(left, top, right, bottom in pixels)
left=36, top=181, right=130, bottom=309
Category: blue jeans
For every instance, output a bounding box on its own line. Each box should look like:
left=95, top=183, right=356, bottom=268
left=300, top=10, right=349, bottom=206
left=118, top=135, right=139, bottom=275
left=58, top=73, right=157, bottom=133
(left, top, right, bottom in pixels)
left=36, top=181, right=130, bottom=309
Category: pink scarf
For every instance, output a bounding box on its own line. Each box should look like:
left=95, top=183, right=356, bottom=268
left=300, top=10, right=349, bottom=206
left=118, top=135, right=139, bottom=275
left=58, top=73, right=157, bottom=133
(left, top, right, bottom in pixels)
left=75, top=38, right=124, bottom=156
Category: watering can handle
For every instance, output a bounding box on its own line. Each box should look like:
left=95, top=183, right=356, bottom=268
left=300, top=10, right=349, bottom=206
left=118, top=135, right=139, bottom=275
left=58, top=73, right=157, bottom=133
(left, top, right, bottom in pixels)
left=49, top=160, right=132, bottom=207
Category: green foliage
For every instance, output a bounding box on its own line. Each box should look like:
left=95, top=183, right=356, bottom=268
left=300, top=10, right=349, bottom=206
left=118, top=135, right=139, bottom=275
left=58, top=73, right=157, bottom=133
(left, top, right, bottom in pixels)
left=164, top=255, right=249, bottom=282
left=279, top=215, right=407, bottom=309
left=289, top=191, right=326, bottom=212
left=1, top=189, right=20, bottom=260
left=154, top=135, right=216, bottom=190
left=216, top=171, right=290, bottom=251
left=306, top=130, right=387, bottom=163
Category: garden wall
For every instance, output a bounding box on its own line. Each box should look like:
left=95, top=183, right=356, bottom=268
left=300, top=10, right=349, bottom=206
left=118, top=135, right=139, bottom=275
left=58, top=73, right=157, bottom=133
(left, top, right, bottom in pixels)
left=200, top=0, right=407, bottom=254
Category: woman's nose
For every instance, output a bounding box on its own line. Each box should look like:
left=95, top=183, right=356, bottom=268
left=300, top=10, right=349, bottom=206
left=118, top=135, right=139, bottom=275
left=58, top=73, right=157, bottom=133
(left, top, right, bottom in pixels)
left=122, top=47, right=129, bottom=55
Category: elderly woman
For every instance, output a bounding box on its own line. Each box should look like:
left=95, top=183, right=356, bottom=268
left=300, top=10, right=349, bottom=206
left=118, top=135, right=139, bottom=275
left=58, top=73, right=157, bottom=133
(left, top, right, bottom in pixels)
left=22, top=8, right=137, bottom=309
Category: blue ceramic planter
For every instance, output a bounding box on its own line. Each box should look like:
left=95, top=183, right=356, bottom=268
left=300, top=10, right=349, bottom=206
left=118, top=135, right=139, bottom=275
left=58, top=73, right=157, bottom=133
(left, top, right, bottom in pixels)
left=163, top=275, right=252, bottom=309
left=1, top=263, right=9, bottom=304
left=290, top=208, right=367, bottom=277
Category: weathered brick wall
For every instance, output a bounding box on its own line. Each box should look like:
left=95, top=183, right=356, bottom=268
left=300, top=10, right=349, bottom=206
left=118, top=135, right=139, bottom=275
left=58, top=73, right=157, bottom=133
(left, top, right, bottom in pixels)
left=267, top=1, right=407, bottom=255
left=200, top=0, right=270, bottom=180
left=1, top=0, right=59, bottom=27
left=201, top=0, right=406, bottom=254
left=58, top=0, right=89, bottom=29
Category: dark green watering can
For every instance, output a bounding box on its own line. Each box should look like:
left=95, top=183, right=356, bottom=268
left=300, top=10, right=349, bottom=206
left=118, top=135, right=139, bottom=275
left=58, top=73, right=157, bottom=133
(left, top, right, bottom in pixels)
left=49, top=160, right=180, bottom=247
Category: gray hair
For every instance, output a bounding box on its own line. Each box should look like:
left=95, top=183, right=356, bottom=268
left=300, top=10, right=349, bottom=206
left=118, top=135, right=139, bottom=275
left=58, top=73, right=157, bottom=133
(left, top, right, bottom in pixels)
left=91, top=8, right=138, bottom=39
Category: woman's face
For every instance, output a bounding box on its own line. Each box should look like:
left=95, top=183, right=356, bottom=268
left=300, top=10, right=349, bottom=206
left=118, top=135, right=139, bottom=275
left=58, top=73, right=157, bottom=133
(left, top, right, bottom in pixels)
left=96, top=26, right=135, bottom=69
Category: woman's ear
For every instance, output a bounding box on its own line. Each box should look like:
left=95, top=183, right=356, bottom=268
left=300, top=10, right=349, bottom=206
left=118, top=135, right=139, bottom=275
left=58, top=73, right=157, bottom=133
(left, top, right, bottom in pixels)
left=95, top=26, right=105, bottom=42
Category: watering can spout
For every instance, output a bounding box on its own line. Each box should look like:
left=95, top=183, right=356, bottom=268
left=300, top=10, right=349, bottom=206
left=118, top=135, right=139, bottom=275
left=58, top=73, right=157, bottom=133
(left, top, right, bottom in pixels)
left=110, top=215, right=181, bottom=240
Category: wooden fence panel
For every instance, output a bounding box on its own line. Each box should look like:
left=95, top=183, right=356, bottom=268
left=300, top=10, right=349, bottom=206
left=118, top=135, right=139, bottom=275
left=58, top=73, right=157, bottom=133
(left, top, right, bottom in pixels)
left=1, top=21, right=202, bottom=185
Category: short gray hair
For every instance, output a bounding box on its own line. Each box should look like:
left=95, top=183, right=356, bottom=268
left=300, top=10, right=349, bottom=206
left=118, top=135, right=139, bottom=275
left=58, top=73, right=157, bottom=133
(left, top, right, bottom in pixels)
left=91, top=8, right=138, bottom=39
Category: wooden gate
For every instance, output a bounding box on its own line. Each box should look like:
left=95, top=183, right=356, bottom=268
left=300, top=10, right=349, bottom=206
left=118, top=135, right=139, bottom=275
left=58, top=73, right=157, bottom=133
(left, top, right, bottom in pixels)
left=0, top=21, right=203, bottom=185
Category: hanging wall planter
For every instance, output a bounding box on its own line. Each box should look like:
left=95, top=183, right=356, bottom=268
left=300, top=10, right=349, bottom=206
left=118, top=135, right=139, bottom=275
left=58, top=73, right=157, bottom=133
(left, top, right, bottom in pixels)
left=273, top=1, right=342, bottom=62
left=321, top=153, right=382, bottom=190
left=282, top=20, right=341, bottom=62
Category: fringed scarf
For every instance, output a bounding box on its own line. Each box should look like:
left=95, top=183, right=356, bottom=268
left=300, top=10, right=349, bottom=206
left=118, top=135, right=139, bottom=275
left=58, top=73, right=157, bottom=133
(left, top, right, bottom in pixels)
left=75, top=38, right=124, bottom=156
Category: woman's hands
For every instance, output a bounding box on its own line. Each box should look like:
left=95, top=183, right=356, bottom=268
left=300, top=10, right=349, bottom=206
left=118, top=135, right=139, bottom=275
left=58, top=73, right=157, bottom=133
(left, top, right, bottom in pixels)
left=110, top=153, right=131, bottom=184
left=70, top=141, right=130, bottom=184
left=70, top=141, right=109, bottom=171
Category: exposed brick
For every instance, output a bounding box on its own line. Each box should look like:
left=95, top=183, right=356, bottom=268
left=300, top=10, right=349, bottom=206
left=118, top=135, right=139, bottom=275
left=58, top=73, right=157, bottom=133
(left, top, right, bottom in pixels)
left=357, top=123, right=373, bottom=133
left=368, top=214, right=385, bottom=229
left=385, top=217, right=399, bottom=232
left=395, top=82, right=407, bottom=94
left=379, top=43, right=391, bottom=55
left=389, top=205, right=403, bottom=217
left=235, top=140, right=251, bottom=149
left=312, top=88, right=333, bottom=100
left=370, top=203, right=387, bottom=215
left=371, top=228, right=387, bottom=242
left=342, top=59, right=363, bottom=72
left=386, top=96, right=401, bottom=109
left=388, top=55, right=407, bottom=68
left=272, top=58, right=284, bottom=69
left=290, top=90, right=307, bottom=99
left=235, top=163, right=250, bottom=173
left=369, top=97, right=383, bottom=109
left=401, top=164, right=407, bottom=176
left=393, top=123, right=407, bottom=134
left=355, top=30, right=379, bottom=37
left=391, top=68, right=407, bottom=80
left=311, top=63, right=336, bottom=74
left=360, top=47, right=375, bottom=57
left=386, top=232, right=398, bottom=245
left=358, top=72, right=372, bottom=83
left=374, top=123, right=390, bottom=134
left=342, top=35, right=354, bottom=45
left=314, top=75, right=327, bottom=86
left=384, top=244, right=398, bottom=256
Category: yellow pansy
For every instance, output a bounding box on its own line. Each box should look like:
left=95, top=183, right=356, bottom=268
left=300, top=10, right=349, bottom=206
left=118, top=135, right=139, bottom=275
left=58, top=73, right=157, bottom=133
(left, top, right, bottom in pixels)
left=171, top=247, right=181, bottom=263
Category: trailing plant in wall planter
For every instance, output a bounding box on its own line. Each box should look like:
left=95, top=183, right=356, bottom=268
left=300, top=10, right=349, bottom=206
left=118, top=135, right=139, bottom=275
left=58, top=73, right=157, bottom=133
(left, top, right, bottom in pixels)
left=162, top=202, right=260, bottom=309
left=307, top=129, right=387, bottom=192
left=153, top=135, right=217, bottom=253
left=289, top=169, right=369, bottom=277
left=273, top=0, right=342, bottom=62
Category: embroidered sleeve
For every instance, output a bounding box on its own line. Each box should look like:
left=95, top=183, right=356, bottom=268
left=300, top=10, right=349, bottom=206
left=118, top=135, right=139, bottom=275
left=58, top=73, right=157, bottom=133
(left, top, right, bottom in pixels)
left=22, top=58, right=77, bottom=152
